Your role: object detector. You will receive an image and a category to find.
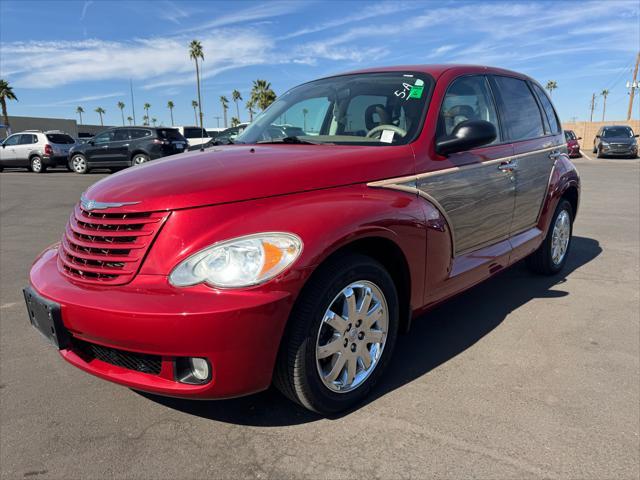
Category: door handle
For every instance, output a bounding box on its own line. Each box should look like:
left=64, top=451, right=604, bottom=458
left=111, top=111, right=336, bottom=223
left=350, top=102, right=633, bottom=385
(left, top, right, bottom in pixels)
left=498, top=160, right=517, bottom=172
left=549, top=150, right=563, bottom=160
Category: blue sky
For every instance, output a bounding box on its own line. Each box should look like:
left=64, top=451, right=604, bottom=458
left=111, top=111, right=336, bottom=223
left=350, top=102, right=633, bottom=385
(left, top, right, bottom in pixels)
left=1, top=0, right=638, bottom=127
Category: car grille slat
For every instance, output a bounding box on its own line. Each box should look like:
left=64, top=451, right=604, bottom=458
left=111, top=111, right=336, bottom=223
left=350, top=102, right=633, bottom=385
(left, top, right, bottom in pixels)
left=73, top=338, right=162, bottom=375
left=59, top=204, right=168, bottom=285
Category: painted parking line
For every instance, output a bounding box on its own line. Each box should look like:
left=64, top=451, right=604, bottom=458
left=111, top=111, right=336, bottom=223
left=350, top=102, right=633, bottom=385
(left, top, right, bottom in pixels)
left=580, top=150, right=594, bottom=161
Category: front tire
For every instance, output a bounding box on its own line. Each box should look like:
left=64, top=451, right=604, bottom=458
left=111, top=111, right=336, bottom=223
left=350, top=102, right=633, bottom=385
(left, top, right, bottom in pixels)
left=30, top=156, right=46, bottom=173
left=526, top=199, right=573, bottom=275
left=274, top=254, right=399, bottom=414
left=70, top=154, right=88, bottom=174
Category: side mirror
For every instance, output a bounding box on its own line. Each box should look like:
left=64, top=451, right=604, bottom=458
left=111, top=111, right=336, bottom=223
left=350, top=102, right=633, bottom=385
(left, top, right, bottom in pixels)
left=595, top=135, right=600, bottom=138
left=88, top=140, right=95, bottom=145
left=634, top=134, right=639, bottom=138
left=1, top=143, right=5, bottom=148
left=436, top=120, right=497, bottom=156
left=577, top=137, right=582, bottom=140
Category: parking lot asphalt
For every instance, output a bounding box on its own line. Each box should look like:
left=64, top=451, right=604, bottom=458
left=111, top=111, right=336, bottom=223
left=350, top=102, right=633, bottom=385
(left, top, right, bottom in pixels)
left=1, top=156, right=639, bottom=480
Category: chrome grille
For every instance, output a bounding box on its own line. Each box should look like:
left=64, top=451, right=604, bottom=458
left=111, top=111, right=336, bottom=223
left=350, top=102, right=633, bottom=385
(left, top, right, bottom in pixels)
left=58, top=204, right=168, bottom=285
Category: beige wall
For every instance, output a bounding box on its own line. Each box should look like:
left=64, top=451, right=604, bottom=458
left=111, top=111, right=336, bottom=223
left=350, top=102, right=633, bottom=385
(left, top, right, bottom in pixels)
left=562, top=120, right=640, bottom=150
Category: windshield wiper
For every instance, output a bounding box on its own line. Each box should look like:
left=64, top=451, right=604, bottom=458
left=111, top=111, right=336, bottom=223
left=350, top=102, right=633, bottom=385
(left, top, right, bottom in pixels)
left=257, top=136, right=326, bottom=145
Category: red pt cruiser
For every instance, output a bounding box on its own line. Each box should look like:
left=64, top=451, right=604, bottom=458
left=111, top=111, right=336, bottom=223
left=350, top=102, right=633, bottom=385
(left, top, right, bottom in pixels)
left=25, top=65, right=580, bottom=414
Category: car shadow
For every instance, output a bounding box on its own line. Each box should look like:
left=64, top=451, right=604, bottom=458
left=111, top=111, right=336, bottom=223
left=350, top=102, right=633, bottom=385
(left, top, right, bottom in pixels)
left=138, top=236, right=601, bottom=426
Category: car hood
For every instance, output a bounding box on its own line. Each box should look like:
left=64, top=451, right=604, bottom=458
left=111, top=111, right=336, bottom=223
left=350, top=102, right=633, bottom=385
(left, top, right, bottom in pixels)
left=83, top=144, right=415, bottom=212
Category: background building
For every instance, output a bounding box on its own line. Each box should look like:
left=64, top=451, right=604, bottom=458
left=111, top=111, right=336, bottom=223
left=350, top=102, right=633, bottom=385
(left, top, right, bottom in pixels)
left=1, top=116, right=112, bottom=138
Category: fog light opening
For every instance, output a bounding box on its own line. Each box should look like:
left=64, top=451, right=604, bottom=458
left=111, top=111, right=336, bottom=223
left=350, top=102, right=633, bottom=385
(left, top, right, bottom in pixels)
left=175, top=357, right=212, bottom=385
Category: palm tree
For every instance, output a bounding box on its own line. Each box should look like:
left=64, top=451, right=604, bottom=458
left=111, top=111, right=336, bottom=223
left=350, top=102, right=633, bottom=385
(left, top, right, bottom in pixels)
left=191, top=100, right=198, bottom=125
left=167, top=100, right=175, bottom=126
left=232, top=89, right=242, bottom=122
left=545, top=80, right=558, bottom=98
left=601, top=89, right=610, bottom=122
left=246, top=99, right=255, bottom=122
left=230, top=117, right=240, bottom=127
left=189, top=40, right=205, bottom=130
left=117, top=101, right=126, bottom=126
left=95, top=107, right=105, bottom=126
left=76, top=106, right=84, bottom=125
left=0, top=79, right=18, bottom=135
left=143, top=103, right=151, bottom=124
left=142, top=114, right=149, bottom=126
left=151, top=117, right=157, bottom=126
left=220, top=96, right=229, bottom=128
left=250, top=79, right=276, bottom=111
left=127, top=116, right=133, bottom=125
left=302, top=108, right=308, bottom=131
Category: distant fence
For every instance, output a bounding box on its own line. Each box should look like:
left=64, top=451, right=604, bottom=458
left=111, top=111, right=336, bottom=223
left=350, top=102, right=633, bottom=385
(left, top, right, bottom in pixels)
left=562, top=120, right=640, bottom=150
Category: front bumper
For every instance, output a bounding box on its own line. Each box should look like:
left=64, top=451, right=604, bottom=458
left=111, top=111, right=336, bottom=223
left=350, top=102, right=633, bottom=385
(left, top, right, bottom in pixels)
left=600, top=145, right=638, bottom=157
left=28, top=247, right=296, bottom=399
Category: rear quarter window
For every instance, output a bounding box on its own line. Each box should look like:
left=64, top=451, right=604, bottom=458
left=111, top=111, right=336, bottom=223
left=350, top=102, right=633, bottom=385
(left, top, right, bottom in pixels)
left=130, top=129, right=152, bottom=139
left=157, top=129, right=185, bottom=141
left=531, top=83, right=560, bottom=134
left=183, top=127, right=208, bottom=138
left=492, top=76, right=545, bottom=142
left=46, top=133, right=75, bottom=144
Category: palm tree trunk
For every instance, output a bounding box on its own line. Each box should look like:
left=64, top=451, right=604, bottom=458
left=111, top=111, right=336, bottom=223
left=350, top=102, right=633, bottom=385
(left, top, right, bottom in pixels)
left=170, top=108, right=174, bottom=126
left=193, top=107, right=197, bottom=125
left=602, top=98, right=607, bottom=122
left=235, top=102, right=240, bottom=121
left=121, top=110, right=125, bottom=126
left=195, top=59, right=203, bottom=130
left=99, top=113, right=103, bottom=126
left=78, top=112, right=83, bottom=125
left=223, top=107, right=227, bottom=128
left=1, top=98, right=10, bottom=135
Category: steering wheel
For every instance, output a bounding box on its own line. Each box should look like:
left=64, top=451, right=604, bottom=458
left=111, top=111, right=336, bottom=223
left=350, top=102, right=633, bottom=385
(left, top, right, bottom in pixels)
left=366, top=124, right=407, bottom=139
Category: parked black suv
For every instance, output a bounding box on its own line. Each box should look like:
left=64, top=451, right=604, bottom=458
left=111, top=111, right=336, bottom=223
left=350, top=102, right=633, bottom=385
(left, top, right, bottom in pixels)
left=592, top=125, right=638, bottom=158
left=68, top=127, right=188, bottom=174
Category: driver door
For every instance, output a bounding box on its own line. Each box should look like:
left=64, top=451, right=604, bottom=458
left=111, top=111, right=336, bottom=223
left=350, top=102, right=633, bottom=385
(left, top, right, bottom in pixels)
left=0, top=134, right=20, bottom=166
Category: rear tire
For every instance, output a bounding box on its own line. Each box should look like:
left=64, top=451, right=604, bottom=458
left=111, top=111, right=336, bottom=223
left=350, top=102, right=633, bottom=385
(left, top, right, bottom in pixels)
left=131, top=153, right=150, bottom=166
left=70, top=154, right=88, bottom=174
left=30, top=156, right=46, bottom=173
left=274, top=253, right=399, bottom=415
left=526, top=199, right=573, bottom=275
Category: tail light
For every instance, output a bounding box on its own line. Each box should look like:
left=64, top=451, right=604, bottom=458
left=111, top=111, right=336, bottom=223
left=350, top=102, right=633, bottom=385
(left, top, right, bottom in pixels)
left=153, top=139, right=169, bottom=145
left=44, top=144, right=53, bottom=156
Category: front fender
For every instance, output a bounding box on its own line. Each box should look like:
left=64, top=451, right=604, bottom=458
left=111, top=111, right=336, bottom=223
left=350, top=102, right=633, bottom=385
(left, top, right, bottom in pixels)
left=141, top=184, right=429, bottom=309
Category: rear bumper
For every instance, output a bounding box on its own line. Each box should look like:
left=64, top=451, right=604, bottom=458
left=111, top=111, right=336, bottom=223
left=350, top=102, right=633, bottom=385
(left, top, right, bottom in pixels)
left=43, top=155, right=68, bottom=167
left=28, top=247, right=297, bottom=399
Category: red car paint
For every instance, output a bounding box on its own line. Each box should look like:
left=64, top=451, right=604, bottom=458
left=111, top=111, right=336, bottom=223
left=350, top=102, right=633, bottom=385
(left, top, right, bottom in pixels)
left=564, top=129, right=581, bottom=158
left=27, top=65, right=580, bottom=400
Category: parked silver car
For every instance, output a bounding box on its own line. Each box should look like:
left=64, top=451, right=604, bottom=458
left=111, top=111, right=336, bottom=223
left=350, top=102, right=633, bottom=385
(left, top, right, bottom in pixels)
left=0, top=130, right=76, bottom=173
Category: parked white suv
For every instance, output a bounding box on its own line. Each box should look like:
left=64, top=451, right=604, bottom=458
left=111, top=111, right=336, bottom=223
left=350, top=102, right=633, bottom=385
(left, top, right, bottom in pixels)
left=175, top=126, right=210, bottom=148
left=0, top=130, right=76, bottom=173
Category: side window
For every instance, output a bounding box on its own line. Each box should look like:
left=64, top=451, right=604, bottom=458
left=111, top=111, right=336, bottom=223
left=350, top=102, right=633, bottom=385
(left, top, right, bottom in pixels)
left=438, top=75, right=500, bottom=142
left=3, top=135, right=21, bottom=146
left=184, top=127, right=208, bottom=138
left=93, top=131, right=114, bottom=144
left=18, top=134, right=35, bottom=145
left=492, top=76, right=544, bottom=141
left=531, top=83, right=560, bottom=134
left=113, top=129, right=130, bottom=141
left=130, top=129, right=151, bottom=139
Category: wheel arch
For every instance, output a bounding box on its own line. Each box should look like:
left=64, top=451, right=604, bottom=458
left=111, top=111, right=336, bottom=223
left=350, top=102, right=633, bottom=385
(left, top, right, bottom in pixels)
left=308, top=235, right=413, bottom=333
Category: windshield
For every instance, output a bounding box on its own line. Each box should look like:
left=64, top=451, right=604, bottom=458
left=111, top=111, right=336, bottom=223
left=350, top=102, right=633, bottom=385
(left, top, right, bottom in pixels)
left=602, top=127, right=633, bottom=138
left=236, top=72, right=433, bottom=146
left=564, top=130, right=576, bottom=141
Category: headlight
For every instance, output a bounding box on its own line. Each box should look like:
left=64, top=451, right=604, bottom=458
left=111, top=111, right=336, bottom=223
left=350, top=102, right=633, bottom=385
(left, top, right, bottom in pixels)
left=601, top=141, right=610, bottom=147
left=169, top=232, right=302, bottom=288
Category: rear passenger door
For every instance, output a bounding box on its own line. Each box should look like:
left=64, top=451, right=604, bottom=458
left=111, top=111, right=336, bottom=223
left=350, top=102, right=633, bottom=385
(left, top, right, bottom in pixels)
left=490, top=76, right=564, bottom=236
left=15, top=134, right=37, bottom=166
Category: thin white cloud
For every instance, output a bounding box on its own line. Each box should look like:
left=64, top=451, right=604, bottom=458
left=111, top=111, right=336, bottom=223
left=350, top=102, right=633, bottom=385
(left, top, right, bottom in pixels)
left=177, top=1, right=301, bottom=33
left=80, top=1, right=93, bottom=21
left=158, top=0, right=191, bottom=25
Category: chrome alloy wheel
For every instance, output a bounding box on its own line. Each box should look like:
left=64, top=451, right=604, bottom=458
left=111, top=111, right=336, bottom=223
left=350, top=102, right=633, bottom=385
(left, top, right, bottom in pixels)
left=133, top=154, right=148, bottom=165
left=551, top=209, right=571, bottom=265
left=72, top=155, right=86, bottom=173
left=31, top=157, right=42, bottom=172
left=315, top=281, right=388, bottom=393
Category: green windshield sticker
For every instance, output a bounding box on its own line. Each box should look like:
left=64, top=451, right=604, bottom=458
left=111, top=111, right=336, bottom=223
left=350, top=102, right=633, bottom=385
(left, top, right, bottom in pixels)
left=408, top=85, right=424, bottom=99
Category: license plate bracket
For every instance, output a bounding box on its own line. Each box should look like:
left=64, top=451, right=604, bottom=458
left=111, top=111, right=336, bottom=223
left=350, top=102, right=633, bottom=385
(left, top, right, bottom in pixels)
left=23, top=287, right=70, bottom=349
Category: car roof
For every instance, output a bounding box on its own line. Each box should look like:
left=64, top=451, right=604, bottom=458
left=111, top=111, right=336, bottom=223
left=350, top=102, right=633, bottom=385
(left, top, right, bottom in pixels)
left=327, top=64, right=532, bottom=82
